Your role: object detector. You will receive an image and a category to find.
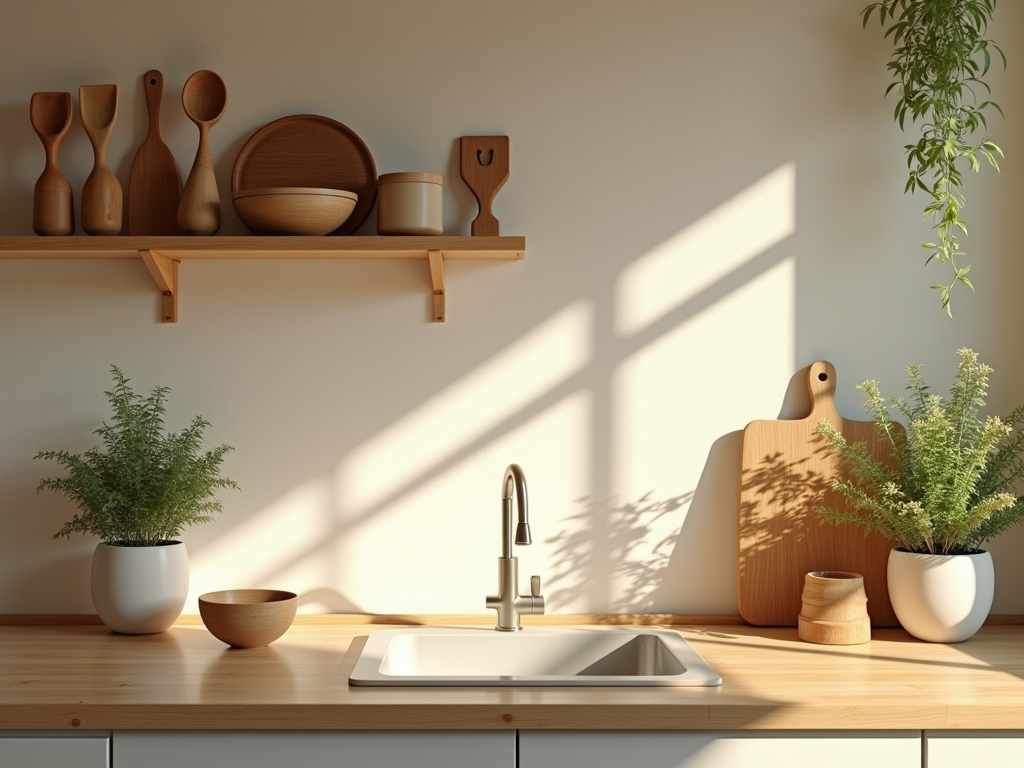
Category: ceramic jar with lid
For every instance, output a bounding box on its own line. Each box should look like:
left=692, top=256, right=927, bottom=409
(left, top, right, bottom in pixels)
left=376, top=172, right=443, bottom=235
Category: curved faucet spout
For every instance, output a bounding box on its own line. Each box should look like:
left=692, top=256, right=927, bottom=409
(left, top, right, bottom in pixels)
left=503, top=463, right=531, bottom=555
left=487, top=463, right=545, bottom=631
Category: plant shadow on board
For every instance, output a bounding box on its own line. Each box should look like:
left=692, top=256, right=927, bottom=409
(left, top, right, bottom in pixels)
left=736, top=361, right=832, bottom=615
left=738, top=449, right=832, bottom=559
left=544, top=491, right=694, bottom=613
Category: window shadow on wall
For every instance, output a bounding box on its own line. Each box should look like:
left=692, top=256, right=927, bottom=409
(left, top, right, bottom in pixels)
left=180, top=162, right=800, bottom=615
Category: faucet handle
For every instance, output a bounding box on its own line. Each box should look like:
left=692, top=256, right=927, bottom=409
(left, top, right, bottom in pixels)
left=531, top=575, right=542, bottom=597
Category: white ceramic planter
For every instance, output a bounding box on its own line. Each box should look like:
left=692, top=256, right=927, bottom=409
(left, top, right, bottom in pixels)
left=887, top=548, right=994, bottom=643
left=91, top=541, right=189, bottom=634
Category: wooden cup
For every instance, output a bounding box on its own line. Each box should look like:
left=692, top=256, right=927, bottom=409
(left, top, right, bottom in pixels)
left=797, top=571, right=870, bottom=645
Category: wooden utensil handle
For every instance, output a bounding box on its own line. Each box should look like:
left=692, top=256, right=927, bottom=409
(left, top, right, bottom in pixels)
left=144, top=70, right=163, bottom=139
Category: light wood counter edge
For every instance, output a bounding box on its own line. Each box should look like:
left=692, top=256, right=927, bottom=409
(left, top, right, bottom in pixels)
left=5, top=621, right=1024, bottom=731
left=4, top=704, right=1024, bottom=732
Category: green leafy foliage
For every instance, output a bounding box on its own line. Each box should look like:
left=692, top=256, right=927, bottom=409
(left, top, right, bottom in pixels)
left=814, top=348, right=1024, bottom=554
left=36, top=366, right=239, bottom=546
left=863, top=0, right=1004, bottom=316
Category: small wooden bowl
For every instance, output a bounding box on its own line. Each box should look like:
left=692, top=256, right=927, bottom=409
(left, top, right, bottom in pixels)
left=198, top=589, right=298, bottom=648
left=232, top=187, right=358, bottom=236
left=797, top=571, right=870, bottom=645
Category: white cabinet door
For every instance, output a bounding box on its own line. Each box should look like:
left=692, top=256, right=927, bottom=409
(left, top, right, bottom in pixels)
left=113, top=731, right=513, bottom=768
left=0, top=732, right=110, bottom=768
left=519, top=731, right=921, bottom=768
left=925, top=730, right=1024, bottom=768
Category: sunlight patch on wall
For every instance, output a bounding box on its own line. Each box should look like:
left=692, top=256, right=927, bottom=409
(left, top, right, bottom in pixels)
left=332, top=391, right=592, bottom=614
left=614, top=163, right=796, bottom=337
left=609, top=256, right=796, bottom=611
left=335, top=301, right=594, bottom=516
left=187, top=479, right=334, bottom=610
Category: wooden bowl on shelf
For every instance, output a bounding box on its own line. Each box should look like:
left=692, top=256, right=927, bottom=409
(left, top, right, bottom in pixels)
left=232, top=187, right=358, bottom=236
left=198, top=589, right=298, bottom=648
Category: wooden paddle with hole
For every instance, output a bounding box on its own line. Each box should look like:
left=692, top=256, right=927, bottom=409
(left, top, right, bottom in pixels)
left=460, top=136, right=509, bottom=236
left=738, top=361, right=900, bottom=627
left=128, top=70, right=182, bottom=235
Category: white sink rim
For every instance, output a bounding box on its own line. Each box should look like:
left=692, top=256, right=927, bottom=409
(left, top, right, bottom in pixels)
left=347, top=626, right=722, bottom=687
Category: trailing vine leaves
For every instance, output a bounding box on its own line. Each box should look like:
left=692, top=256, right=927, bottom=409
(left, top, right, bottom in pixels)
left=863, top=0, right=1004, bottom=316
left=36, top=366, right=239, bottom=546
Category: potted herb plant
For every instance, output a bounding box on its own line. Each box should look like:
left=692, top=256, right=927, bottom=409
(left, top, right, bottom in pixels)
left=36, top=366, right=238, bottom=634
left=862, top=0, right=1005, bottom=316
left=815, top=348, right=1024, bottom=642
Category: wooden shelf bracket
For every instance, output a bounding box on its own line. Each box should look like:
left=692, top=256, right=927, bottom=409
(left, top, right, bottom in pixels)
left=140, top=250, right=179, bottom=323
left=0, top=236, right=525, bottom=324
left=428, top=250, right=445, bottom=323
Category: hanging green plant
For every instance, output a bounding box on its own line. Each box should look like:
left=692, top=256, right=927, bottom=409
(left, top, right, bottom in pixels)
left=863, top=0, right=1004, bottom=316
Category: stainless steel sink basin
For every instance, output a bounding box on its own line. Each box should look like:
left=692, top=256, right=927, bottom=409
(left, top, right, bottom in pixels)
left=348, top=627, right=722, bottom=687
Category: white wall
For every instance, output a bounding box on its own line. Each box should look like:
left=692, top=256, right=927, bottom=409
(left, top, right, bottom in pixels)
left=1, top=0, right=1022, bottom=615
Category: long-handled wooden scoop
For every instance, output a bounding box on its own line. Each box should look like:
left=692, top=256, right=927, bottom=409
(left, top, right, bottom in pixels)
left=128, top=70, right=182, bottom=235
left=178, top=70, right=227, bottom=235
left=80, top=84, right=123, bottom=235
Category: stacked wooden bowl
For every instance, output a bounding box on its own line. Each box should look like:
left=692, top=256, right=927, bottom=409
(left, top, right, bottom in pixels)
left=231, top=114, right=377, bottom=236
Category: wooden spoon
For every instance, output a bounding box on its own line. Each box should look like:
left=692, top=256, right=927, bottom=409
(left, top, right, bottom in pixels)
left=128, top=70, right=182, bottom=235
left=80, top=84, right=123, bottom=235
left=178, top=70, right=227, bottom=235
left=30, top=92, right=74, bottom=235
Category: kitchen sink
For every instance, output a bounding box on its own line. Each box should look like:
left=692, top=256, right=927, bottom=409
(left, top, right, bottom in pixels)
left=348, top=627, right=722, bottom=687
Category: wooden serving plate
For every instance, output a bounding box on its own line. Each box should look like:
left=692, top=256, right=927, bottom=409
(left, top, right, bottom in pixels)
left=231, top=114, right=376, bottom=235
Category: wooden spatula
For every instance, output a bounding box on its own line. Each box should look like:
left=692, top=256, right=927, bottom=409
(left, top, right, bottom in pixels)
left=460, top=136, right=509, bottom=236
left=128, top=70, right=182, bottom=235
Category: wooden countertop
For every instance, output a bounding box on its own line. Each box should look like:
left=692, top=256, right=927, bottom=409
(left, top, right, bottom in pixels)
left=2, top=619, right=1024, bottom=731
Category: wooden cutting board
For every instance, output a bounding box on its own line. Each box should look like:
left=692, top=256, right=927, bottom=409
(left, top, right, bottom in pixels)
left=738, top=361, right=900, bottom=627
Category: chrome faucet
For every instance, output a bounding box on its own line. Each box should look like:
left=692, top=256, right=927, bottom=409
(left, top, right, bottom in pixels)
left=486, top=464, right=545, bottom=631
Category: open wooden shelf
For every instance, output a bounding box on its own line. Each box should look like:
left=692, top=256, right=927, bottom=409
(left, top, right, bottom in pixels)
left=0, top=235, right=525, bottom=323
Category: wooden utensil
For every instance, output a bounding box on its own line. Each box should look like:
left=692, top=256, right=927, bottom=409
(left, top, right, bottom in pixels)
left=231, top=114, right=377, bottom=235
left=460, top=136, right=509, bottom=236
left=30, top=92, right=74, bottom=236
left=79, top=84, right=122, bottom=235
left=128, top=70, right=182, bottom=235
left=178, top=70, right=227, bottom=236
left=738, top=361, right=900, bottom=627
